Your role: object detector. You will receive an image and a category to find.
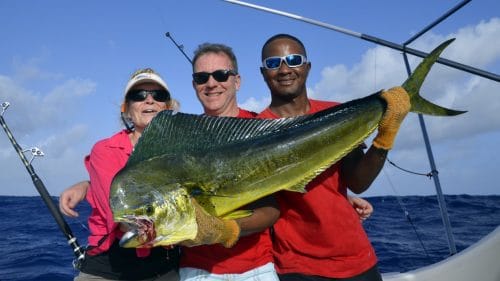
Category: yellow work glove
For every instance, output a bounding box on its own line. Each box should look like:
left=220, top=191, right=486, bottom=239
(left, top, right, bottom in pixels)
left=181, top=199, right=240, bottom=248
left=372, top=86, right=411, bottom=150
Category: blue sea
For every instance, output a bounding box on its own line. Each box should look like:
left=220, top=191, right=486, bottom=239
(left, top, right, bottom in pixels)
left=0, top=195, right=498, bottom=281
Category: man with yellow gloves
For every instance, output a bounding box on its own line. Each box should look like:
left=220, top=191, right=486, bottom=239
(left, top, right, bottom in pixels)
left=256, top=33, right=410, bottom=281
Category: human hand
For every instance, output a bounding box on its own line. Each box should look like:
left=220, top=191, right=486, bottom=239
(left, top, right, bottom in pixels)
left=180, top=199, right=240, bottom=248
left=348, top=196, right=373, bottom=221
left=373, top=86, right=411, bottom=150
left=59, top=181, right=89, bottom=217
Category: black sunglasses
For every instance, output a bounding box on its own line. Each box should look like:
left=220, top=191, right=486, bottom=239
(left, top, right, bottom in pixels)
left=262, top=54, right=307, bottom=70
left=126, top=89, right=170, bottom=102
left=192, top=69, right=237, bottom=85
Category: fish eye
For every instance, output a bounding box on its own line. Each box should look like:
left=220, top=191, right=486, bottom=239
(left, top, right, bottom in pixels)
left=144, top=204, right=154, bottom=216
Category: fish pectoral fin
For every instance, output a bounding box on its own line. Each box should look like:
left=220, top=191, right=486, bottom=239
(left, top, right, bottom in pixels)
left=221, top=210, right=253, bottom=220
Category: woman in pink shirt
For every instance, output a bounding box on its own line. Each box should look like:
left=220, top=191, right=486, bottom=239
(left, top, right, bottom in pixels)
left=72, top=68, right=180, bottom=281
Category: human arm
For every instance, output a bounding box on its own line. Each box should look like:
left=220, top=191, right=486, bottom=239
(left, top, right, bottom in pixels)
left=341, top=145, right=387, bottom=194
left=348, top=195, right=373, bottom=221
left=182, top=195, right=280, bottom=248
left=341, top=87, right=410, bottom=193
left=59, top=180, right=90, bottom=217
left=236, top=195, right=280, bottom=237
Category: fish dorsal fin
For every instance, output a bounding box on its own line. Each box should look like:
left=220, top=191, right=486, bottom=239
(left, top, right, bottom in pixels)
left=127, top=110, right=310, bottom=166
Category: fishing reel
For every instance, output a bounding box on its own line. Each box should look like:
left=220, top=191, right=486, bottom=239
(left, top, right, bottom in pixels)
left=23, top=147, right=45, bottom=164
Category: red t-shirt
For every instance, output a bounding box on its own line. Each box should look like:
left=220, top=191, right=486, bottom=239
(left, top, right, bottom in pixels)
left=258, top=99, right=378, bottom=278
left=180, top=107, right=275, bottom=274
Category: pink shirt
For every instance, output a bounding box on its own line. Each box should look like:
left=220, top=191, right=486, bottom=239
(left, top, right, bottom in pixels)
left=258, top=99, right=378, bottom=278
left=85, top=130, right=133, bottom=255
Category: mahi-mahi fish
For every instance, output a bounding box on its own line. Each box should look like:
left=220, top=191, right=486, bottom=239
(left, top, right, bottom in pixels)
left=110, top=39, right=465, bottom=248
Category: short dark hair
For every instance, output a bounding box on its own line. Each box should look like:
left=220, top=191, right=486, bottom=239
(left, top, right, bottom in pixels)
left=261, top=34, right=307, bottom=60
left=192, top=43, right=239, bottom=73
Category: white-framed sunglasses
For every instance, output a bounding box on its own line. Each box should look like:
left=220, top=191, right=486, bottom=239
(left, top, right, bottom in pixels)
left=262, top=54, right=307, bottom=70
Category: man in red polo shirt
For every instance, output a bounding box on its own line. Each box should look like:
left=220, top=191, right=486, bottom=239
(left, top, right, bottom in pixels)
left=257, top=33, right=410, bottom=281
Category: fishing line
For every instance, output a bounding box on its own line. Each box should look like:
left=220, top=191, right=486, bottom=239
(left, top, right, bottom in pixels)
left=382, top=169, right=431, bottom=260
left=0, top=102, right=85, bottom=268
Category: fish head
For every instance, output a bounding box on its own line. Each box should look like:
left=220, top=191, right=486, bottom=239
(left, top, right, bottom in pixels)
left=110, top=177, right=198, bottom=248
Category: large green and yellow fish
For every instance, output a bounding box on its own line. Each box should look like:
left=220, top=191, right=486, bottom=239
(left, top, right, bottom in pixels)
left=110, top=39, right=465, bottom=248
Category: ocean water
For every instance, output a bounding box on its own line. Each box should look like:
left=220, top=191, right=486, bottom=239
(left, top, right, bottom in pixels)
left=0, top=195, right=498, bottom=281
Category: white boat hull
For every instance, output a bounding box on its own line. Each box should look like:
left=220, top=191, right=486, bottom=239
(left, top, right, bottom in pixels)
left=382, top=225, right=500, bottom=281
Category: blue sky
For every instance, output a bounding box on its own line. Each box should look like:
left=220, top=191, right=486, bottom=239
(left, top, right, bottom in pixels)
left=1, top=0, right=499, bottom=197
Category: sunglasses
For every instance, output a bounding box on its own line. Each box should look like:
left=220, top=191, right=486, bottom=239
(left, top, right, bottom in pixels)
left=126, top=89, right=170, bottom=102
left=192, top=69, right=237, bottom=85
left=262, top=54, right=307, bottom=70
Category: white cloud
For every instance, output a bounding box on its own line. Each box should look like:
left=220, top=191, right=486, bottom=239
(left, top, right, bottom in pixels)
left=444, top=18, right=500, bottom=68
left=1, top=75, right=96, bottom=129
left=11, top=50, right=64, bottom=82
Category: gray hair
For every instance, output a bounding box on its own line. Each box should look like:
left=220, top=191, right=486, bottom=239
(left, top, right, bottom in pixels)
left=192, top=43, right=239, bottom=73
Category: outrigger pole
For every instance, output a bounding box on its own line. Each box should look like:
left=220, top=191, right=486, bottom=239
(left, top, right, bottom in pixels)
left=223, top=0, right=500, bottom=83
left=0, top=102, right=85, bottom=267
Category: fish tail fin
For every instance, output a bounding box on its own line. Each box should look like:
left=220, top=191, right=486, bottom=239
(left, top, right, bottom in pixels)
left=402, top=38, right=466, bottom=116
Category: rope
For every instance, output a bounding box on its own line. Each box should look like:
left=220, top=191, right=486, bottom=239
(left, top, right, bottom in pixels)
left=386, top=157, right=435, bottom=178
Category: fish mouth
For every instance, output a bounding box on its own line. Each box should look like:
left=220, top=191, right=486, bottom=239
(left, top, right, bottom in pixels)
left=118, top=216, right=156, bottom=248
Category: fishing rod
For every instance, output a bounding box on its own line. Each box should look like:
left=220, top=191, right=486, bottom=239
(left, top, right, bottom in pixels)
left=165, top=32, right=193, bottom=65
left=0, top=102, right=85, bottom=268
left=223, top=0, right=500, bottom=83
